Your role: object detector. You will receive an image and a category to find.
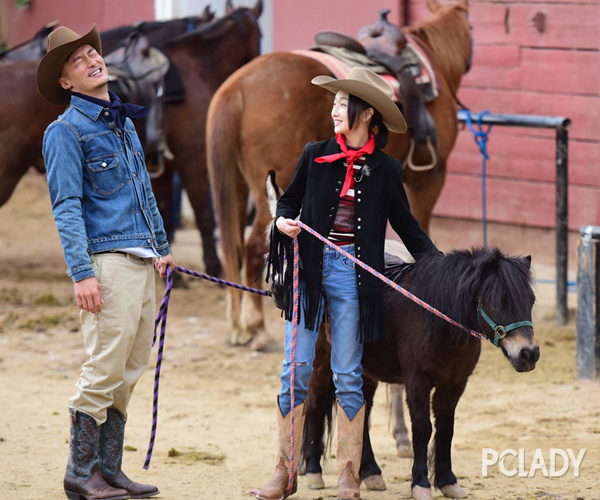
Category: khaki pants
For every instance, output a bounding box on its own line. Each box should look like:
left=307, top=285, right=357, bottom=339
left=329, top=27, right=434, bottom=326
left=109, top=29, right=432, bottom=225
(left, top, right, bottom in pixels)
left=68, top=252, right=155, bottom=425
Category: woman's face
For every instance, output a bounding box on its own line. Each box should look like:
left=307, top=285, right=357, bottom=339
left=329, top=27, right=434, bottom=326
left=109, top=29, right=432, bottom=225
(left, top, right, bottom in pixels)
left=331, top=90, right=351, bottom=135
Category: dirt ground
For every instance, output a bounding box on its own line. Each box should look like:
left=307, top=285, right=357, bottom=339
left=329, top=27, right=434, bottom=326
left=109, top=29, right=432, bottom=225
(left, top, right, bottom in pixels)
left=0, top=171, right=599, bottom=500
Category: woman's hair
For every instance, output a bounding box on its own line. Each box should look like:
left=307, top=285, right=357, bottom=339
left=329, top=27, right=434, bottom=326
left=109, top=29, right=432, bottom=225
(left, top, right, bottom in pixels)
left=348, top=94, right=389, bottom=149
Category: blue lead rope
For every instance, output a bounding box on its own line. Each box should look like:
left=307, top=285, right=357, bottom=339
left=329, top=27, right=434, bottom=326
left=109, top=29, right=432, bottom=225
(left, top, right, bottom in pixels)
left=464, top=110, right=492, bottom=247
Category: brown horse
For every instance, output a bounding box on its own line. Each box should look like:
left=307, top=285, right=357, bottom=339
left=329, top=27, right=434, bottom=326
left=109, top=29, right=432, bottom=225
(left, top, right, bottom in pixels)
left=207, top=0, right=472, bottom=345
left=0, top=3, right=262, bottom=277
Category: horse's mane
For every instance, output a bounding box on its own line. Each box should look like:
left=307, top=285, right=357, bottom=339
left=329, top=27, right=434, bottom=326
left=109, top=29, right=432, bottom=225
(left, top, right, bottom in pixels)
left=405, top=247, right=534, bottom=331
left=405, top=4, right=471, bottom=88
left=166, top=7, right=259, bottom=46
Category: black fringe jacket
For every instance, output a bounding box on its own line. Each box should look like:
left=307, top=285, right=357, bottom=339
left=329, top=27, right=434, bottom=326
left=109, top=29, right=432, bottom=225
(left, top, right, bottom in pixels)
left=267, top=137, right=438, bottom=343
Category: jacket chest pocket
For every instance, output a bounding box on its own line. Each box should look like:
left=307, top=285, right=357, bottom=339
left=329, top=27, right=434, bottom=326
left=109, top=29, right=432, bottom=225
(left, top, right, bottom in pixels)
left=86, top=155, right=125, bottom=195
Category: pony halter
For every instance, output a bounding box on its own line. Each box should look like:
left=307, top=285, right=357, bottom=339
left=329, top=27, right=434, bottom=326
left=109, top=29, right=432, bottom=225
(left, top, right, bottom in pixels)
left=477, top=304, right=533, bottom=348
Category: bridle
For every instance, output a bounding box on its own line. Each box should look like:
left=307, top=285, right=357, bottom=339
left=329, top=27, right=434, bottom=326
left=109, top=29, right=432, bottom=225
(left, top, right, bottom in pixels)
left=477, top=303, right=533, bottom=348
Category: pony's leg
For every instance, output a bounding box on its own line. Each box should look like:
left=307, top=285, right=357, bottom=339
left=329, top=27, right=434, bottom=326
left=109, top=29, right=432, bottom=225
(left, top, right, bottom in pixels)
left=302, top=324, right=333, bottom=489
left=432, top=384, right=469, bottom=499
left=390, top=383, right=412, bottom=457
left=360, top=375, right=386, bottom=491
left=405, top=377, right=434, bottom=494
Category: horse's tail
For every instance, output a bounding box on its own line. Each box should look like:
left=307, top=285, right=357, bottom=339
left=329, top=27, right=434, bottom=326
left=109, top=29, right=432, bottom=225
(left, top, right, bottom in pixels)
left=206, top=79, right=248, bottom=317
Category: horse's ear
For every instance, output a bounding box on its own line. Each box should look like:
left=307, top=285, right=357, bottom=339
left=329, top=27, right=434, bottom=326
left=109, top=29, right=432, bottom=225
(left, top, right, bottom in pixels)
left=426, top=0, right=441, bottom=13
left=252, top=0, right=263, bottom=18
left=524, top=255, right=532, bottom=268
left=225, top=0, right=234, bottom=14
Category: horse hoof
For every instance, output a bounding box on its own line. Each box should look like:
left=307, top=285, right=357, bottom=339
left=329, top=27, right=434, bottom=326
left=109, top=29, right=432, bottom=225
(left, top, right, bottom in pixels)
left=230, top=330, right=253, bottom=346
left=411, top=485, right=434, bottom=500
left=440, top=483, right=469, bottom=498
left=396, top=442, right=412, bottom=458
left=306, top=472, right=325, bottom=489
left=363, top=474, right=386, bottom=491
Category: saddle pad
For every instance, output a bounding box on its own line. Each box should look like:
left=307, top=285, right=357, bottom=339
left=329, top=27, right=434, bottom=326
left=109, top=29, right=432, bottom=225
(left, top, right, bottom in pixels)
left=293, top=49, right=402, bottom=103
left=295, top=35, right=442, bottom=104
left=404, top=34, right=442, bottom=102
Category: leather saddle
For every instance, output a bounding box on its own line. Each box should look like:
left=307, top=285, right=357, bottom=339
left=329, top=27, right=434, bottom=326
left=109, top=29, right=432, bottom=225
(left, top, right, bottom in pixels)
left=105, top=29, right=173, bottom=178
left=313, top=10, right=440, bottom=171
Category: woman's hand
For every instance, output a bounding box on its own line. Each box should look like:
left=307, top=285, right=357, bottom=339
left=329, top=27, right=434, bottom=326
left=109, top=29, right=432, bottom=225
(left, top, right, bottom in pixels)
left=276, top=217, right=301, bottom=238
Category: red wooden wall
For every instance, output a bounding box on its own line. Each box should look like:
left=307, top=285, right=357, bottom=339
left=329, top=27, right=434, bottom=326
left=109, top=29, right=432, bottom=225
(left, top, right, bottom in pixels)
left=0, top=0, right=154, bottom=47
left=271, top=0, right=600, bottom=231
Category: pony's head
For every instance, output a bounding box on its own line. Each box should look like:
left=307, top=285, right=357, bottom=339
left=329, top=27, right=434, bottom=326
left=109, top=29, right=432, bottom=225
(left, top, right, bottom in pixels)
left=464, top=248, right=539, bottom=372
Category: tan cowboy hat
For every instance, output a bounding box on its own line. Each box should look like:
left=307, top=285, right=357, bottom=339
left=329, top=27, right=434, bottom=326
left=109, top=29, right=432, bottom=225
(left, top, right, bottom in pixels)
left=312, top=67, right=407, bottom=133
left=36, top=24, right=102, bottom=105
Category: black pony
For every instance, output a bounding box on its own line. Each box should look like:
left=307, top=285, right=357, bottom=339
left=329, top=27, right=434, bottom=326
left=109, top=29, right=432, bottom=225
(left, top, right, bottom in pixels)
left=302, top=246, right=539, bottom=499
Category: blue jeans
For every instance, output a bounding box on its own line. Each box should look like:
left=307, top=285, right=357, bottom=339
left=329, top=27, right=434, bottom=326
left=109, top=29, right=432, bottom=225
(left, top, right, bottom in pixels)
left=279, top=244, right=364, bottom=420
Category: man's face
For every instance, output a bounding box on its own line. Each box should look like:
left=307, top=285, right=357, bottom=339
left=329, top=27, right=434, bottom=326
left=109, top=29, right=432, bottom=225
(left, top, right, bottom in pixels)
left=58, top=43, right=109, bottom=98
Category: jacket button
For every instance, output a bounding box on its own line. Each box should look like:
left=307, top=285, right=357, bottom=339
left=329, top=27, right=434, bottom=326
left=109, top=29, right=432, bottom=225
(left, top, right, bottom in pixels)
left=357, top=217, right=362, bottom=222
left=357, top=190, right=362, bottom=194
left=147, top=239, right=151, bottom=244
left=329, top=214, right=333, bottom=218
left=335, top=188, right=340, bottom=193
left=357, top=198, right=361, bottom=202
left=104, top=111, right=110, bottom=116
left=101, top=161, right=107, bottom=167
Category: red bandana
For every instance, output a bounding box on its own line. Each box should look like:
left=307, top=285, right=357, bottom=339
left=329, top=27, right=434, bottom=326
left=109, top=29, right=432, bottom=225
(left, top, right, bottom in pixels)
left=315, top=133, right=375, bottom=197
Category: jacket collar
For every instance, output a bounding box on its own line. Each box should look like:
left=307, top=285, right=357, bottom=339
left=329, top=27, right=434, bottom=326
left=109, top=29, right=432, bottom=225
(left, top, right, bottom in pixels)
left=68, top=94, right=105, bottom=121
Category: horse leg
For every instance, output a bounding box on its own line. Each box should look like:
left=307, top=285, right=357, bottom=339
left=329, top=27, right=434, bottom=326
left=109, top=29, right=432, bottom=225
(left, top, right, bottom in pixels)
left=390, top=383, right=412, bottom=457
left=175, top=158, right=222, bottom=278
left=403, top=160, right=447, bottom=234
left=432, top=384, right=469, bottom=499
left=360, top=375, right=386, bottom=491
left=405, top=376, right=434, bottom=499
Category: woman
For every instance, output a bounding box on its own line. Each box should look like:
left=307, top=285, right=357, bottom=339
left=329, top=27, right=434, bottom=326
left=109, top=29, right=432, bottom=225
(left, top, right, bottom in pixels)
left=258, top=67, right=438, bottom=500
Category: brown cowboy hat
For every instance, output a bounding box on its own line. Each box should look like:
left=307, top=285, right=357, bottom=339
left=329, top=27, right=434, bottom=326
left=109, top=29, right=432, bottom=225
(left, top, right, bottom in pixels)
left=36, top=24, right=102, bottom=105
left=311, top=67, right=407, bottom=133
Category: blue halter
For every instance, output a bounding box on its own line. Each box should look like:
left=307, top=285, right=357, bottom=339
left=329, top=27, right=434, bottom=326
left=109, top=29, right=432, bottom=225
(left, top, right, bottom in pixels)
left=477, top=304, right=534, bottom=348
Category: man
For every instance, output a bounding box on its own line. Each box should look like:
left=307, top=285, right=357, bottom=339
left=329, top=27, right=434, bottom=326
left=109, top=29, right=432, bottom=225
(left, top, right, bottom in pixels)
left=37, top=24, right=175, bottom=500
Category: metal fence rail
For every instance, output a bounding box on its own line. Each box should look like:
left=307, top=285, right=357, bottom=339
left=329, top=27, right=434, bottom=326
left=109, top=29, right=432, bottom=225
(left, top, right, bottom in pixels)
left=457, top=110, right=572, bottom=325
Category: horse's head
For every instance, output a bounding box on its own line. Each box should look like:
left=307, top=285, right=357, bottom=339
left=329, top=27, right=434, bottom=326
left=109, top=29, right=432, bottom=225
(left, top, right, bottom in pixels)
left=467, top=248, right=539, bottom=372
left=407, top=0, right=473, bottom=87
left=265, top=170, right=286, bottom=309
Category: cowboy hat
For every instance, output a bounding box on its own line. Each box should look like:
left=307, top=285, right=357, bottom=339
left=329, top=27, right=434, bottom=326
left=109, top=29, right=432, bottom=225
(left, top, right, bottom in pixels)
left=311, top=67, right=407, bottom=133
left=36, top=24, right=102, bottom=105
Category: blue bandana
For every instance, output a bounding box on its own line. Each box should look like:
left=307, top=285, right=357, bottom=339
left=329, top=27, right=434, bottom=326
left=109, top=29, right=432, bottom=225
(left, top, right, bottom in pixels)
left=72, top=90, right=149, bottom=132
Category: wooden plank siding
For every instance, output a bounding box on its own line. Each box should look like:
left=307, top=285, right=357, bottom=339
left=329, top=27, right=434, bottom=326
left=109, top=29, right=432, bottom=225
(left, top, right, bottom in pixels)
left=421, top=0, right=600, bottom=230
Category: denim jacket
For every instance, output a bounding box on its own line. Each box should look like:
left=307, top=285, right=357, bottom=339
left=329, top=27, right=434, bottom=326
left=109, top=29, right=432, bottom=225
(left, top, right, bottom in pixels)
left=42, top=95, right=170, bottom=282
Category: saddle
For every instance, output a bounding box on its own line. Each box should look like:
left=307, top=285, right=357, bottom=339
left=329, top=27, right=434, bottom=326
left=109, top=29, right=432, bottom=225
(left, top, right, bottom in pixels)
left=303, top=10, right=442, bottom=171
left=104, top=30, right=173, bottom=178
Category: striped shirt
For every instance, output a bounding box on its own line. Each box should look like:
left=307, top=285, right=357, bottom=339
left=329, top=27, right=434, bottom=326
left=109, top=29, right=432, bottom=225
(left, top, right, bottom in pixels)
left=328, top=155, right=367, bottom=246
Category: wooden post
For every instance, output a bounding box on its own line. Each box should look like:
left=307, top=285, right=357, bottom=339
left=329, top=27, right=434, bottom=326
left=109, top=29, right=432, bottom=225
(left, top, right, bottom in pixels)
left=576, top=226, right=600, bottom=379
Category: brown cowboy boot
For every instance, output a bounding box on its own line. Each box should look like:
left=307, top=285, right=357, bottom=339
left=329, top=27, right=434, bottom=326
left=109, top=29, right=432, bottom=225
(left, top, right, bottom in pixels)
left=337, top=403, right=365, bottom=500
left=255, top=397, right=306, bottom=500
left=100, top=408, right=159, bottom=498
left=64, top=410, right=130, bottom=500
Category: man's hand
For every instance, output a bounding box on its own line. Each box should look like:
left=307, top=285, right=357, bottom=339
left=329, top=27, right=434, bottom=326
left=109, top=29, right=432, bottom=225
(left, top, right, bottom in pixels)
left=74, top=277, right=104, bottom=313
left=155, top=253, right=176, bottom=278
